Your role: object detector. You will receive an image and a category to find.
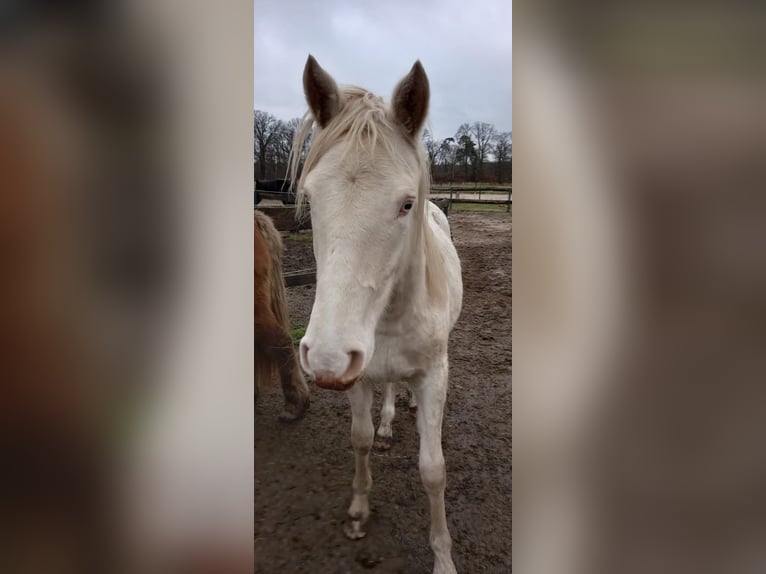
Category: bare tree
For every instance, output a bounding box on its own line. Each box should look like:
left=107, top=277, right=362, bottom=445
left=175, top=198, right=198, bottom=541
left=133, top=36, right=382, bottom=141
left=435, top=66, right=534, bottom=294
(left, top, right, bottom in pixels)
left=422, top=129, right=439, bottom=179
left=254, top=113, right=305, bottom=180
left=269, top=117, right=301, bottom=178
left=256, top=108, right=508, bottom=186
left=492, top=131, right=512, bottom=183
left=471, top=121, right=497, bottom=181
left=254, top=110, right=279, bottom=179
left=438, top=137, right=457, bottom=183
left=455, top=123, right=477, bottom=182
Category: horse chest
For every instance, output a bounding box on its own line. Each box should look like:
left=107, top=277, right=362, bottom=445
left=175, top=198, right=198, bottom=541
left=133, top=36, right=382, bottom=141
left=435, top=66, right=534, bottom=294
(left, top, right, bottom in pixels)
left=366, top=332, right=428, bottom=383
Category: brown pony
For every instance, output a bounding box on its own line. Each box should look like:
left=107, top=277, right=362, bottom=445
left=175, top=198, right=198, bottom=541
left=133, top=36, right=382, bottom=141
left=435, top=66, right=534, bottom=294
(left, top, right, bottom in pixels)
left=254, top=209, right=310, bottom=420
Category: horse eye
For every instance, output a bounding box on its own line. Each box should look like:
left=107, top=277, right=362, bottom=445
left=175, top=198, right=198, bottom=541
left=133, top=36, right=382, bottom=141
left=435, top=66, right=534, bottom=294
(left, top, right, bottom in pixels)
left=399, top=201, right=414, bottom=216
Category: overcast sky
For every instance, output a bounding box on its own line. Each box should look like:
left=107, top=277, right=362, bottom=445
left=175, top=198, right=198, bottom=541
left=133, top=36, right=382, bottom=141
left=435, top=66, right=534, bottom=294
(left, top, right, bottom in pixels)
left=254, top=0, right=512, bottom=141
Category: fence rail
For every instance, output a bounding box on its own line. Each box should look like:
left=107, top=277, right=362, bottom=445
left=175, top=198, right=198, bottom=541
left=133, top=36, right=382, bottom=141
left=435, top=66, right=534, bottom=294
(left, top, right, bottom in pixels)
left=435, top=187, right=512, bottom=212
left=257, top=188, right=510, bottom=288
left=431, top=186, right=511, bottom=193
left=284, top=268, right=316, bottom=287
left=256, top=205, right=311, bottom=232
left=256, top=187, right=512, bottom=213
left=255, top=189, right=296, bottom=204
left=448, top=198, right=511, bottom=205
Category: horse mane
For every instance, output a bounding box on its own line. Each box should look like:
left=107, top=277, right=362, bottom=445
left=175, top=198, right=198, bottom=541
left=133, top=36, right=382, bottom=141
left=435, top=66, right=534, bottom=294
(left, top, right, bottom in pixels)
left=287, top=86, right=448, bottom=303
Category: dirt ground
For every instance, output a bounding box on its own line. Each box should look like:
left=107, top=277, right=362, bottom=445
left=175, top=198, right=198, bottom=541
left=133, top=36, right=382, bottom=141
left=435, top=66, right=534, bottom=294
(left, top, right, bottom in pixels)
left=255, top=211, right=512, bottom=573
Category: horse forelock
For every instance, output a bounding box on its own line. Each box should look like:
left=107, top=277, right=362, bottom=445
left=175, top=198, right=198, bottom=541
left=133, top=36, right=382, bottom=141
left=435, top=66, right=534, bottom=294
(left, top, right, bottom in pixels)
left=288, top=85, right=447, bottom=304
left=289, top=87, right=419, bottom=208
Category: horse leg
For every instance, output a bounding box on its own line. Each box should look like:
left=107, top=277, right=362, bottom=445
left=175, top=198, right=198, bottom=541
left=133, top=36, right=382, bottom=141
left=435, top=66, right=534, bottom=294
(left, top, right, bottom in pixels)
left=271, top=327, right=310, bottom=421
left=344, top=379, right=374, bottom=540
left=409, top=387, right=418, bottom=412
left=402, top=381, right=418, bottom=413
left=374, top=382, right=396, bottom=450
left=254, top=319, right=309, bottom=421
left=412, top=359, right=456, bottom=574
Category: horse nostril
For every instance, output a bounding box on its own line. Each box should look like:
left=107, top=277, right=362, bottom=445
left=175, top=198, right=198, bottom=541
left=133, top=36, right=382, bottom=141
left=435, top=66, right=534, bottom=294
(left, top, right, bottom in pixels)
left=301, top=343, right=364, bottom=383
left=344, top=349, right=365, bottom=381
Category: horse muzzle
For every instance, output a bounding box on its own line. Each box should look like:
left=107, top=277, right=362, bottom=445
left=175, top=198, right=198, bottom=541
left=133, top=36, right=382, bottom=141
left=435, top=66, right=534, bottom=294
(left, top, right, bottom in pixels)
left=301, top=342, right=367, bottom=390
left=313, top=373, right=363, bottom=392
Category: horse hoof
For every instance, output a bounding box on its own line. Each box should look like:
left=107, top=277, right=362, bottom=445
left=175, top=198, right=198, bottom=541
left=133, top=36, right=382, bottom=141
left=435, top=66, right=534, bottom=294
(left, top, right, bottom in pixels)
left=344, top=519, right=367, bottom=540
left=373, top=437, right=391, bottom=451
left=278, top=400, right=309, bottom=422
left=278, top=411, right=300, bottom=422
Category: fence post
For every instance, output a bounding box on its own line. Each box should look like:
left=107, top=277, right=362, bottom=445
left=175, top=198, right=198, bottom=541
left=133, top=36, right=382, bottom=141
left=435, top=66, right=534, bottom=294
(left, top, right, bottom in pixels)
left=507, top=188, right=511, bottom=212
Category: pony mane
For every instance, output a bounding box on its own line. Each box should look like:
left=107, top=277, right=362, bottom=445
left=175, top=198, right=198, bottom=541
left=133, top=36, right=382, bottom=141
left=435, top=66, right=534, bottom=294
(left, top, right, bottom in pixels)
left=287, top=86, right=447, bottom=303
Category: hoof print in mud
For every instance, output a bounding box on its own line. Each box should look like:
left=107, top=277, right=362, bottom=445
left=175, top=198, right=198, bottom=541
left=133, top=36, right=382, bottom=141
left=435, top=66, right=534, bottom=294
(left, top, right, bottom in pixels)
left=373, top=437, right=392, bottom=451
left=355, top=553, right=382, bottom=569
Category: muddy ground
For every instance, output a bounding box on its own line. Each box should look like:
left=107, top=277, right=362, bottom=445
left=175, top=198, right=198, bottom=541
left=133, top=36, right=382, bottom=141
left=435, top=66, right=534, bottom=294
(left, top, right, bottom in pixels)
left=255, top=211, right=512, bottom=573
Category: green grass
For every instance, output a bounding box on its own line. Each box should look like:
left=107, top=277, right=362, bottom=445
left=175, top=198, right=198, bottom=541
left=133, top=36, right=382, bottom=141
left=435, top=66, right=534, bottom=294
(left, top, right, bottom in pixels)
left=431, top=183, right=512, bottom=190
left=450, top=202, right=511, bottom=213
left=432, top=190, right=511, bottom=196
left=282, top=232, right=313, bottom=242
left=290, top=325, right=306, bottom=344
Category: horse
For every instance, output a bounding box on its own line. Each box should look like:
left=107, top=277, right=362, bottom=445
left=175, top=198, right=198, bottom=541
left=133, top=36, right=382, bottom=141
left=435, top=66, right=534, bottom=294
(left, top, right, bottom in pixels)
left=254, top=209, right=310, bottom=421
left=288, top=55, right=463, bottom=574
left=373, top=381, right=418, bottom=450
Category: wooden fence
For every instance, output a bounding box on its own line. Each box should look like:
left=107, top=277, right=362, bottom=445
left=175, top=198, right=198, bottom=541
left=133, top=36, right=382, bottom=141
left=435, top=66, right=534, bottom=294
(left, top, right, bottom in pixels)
left=254, top=189, right=297, bottom=205
left=256, top=205, right=311, bottom=232
left=256, top=187, right=510, bottom=287
left=431, top=187, right=512, bottom=212
left=284, top=268, right=316, bottom=287
left=255, top=187, right=512, bottom=215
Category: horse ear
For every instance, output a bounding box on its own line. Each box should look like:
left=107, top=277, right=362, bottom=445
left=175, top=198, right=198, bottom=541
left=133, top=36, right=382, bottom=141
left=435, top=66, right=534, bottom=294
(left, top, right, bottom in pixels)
left=391, top=60, right=430, bottom=138
left=303, top=55, right=341, bottom=128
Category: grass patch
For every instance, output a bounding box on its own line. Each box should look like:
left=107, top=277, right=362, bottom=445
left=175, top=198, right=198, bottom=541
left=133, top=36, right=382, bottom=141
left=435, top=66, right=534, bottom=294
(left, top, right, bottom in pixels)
left=450, top=202, right=510, bottom=213
left=282, top=232, right=313, bottom=242
left=290, top=325, right=306, bottom=344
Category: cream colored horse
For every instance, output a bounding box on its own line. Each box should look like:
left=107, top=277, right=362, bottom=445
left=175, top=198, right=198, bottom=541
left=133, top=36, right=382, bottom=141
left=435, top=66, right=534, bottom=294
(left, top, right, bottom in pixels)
left=374, top=382, right=417, bottom=450
left=289, top=56, right=463, bottom=574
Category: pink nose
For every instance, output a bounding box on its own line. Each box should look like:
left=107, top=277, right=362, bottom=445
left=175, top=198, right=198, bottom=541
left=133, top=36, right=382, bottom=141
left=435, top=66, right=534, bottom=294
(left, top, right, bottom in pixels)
left=300, top=341, right=365, bottom=390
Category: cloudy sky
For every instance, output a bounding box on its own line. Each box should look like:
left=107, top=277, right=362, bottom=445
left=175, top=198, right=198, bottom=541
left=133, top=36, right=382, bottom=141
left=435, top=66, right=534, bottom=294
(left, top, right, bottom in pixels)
left=254, top=0, right=512, bottom=140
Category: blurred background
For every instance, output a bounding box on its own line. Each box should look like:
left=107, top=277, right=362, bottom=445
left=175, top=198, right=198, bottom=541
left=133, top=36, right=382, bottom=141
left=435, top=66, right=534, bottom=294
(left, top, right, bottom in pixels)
left=514, top=2, right=766, bottom=574
left=2, top=0, right=765, bottom=572
left=1, top=1, right=253, bottom=572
